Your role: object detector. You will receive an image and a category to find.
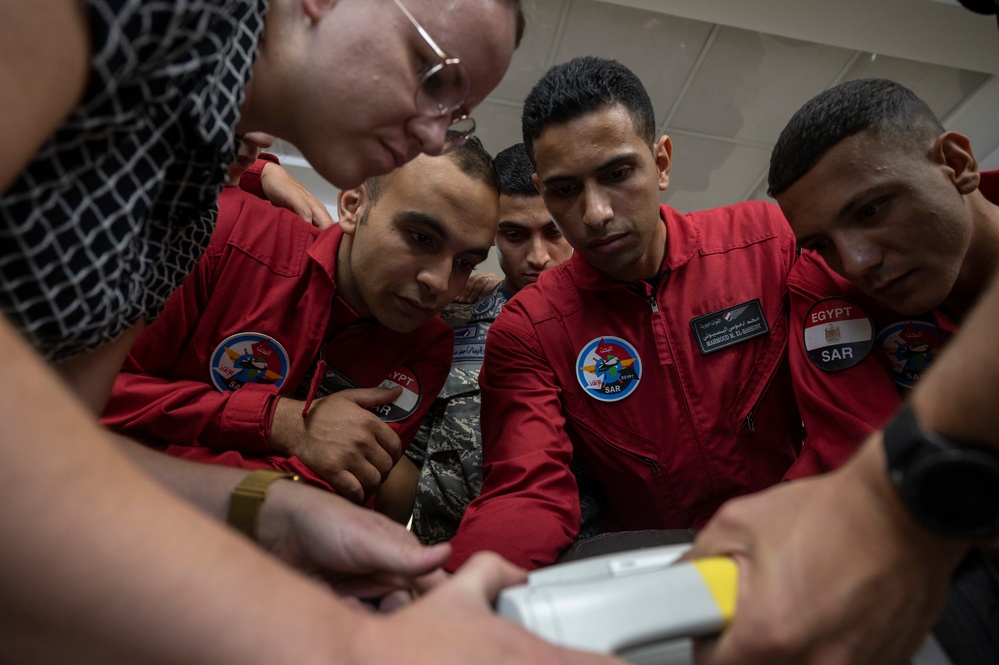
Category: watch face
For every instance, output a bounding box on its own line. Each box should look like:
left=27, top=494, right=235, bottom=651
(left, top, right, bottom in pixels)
left=902, top=448, right=999, bottom=540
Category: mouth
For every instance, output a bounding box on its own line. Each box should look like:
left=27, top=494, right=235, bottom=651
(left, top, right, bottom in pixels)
left=396, top=295, right=437, bottom=318
left=380, top=141, right=406, bottom=171
left=522, top=273, right=540, bottom=284
left=587, top=232, right=628, bottom=254
left=870, top=270, right=913, bottom=300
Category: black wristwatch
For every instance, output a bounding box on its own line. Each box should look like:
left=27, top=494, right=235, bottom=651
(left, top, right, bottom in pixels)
left=883, top=403, right=999, bottom=540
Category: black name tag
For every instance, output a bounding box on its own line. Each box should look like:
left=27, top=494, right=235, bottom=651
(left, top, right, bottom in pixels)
left=690, top=299, right=770, bottom=354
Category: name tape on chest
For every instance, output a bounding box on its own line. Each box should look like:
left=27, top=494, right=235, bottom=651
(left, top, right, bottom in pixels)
left=802, top=297, right=874, bottom=371
left=690, top=299, right=769, bottom=355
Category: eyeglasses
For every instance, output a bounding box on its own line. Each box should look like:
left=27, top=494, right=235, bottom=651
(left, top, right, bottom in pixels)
left=393, top=0, right=476, bottom=153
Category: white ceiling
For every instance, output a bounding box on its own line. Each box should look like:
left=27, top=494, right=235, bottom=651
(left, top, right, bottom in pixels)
left=273, top=0, right=999, bottom=275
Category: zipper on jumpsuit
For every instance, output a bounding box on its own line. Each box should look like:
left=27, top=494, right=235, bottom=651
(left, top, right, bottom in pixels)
left=627, top=269, right=673, bottom=474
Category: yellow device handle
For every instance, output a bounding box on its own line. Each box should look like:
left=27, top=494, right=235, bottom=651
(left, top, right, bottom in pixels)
left=691, top=557, right=738, bottom=624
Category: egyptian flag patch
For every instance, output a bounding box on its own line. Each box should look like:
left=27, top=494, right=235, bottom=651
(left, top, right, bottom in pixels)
left=803, top=297, right=874, bottom=371
left=372, top=365, right=423, bottom=422
left=877, top=321, right=948, bottom=389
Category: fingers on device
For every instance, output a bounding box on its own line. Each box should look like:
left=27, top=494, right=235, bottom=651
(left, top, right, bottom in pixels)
left=497, top=543, right=954, bottom=665
left=496, top=545, right=736, bottom=665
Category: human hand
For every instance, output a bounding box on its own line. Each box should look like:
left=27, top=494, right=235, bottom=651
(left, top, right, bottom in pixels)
left=687, top=437, right=969, bottom=665
left=267, top=387, right=404, bottom=502
left=260, top=161, right=336, bottom=228
left=258, top=479, right=451, bottom=605
left=454, top=272, right=500, bottom=304
left=351, top=552, right=627, bottom=665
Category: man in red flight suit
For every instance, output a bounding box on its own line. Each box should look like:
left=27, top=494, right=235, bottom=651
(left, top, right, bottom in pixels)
left=769, top=78, right=999, bottom=480
left=447, top=56, right=802, bottom=571
left=103, top=137, right=500, bottom=508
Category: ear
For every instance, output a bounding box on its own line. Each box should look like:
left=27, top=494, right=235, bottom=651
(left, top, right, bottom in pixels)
left=301, top=0, right=339, bottom=22
left=934, top=131, right=980, bottom=195
left=337, top=184, right=365, bottom=236
left=653, top=135, right=672, bottom=192
left=532, top=172, right=542, bottom=194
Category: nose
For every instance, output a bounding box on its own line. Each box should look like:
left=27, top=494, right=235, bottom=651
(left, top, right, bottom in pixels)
left=581, top=183, right=613, bottom=231
left=417, top=255, right=451, bottom=299
left=835, top=232, right=883, bottom=283
left=526, top=236, right=552, bottom=270
left=406, top=114, right=450, bottom=157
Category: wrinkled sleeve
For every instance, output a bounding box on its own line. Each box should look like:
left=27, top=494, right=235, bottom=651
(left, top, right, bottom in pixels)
left=446, top=305, right=580, bottom=570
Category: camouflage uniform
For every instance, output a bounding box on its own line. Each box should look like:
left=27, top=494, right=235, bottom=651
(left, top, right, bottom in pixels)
left=408, top=283, right=509, bottom=544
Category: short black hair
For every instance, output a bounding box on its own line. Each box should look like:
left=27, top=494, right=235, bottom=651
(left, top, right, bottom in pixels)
left=493, top=143, right=537, bottom=197
left=521, top=56, right=656, bottom=161
left=365, top=136, right=498, bottom=206
left=768, top=78, right=944, bottom=197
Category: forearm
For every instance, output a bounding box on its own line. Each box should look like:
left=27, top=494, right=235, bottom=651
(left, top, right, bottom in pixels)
left=912, top=271, right=999, bottom=446
left=105, top=373, right=276, bottom=453
left=0, top=317, right=360, bottom=665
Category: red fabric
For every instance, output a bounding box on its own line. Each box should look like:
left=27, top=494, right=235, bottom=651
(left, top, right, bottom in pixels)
left=784, top=170, right=998, bottom=479
left=237, top=153, right=280, bottom=200
left=447, top=202, right=802, bottom=570
left=784, top=255, right=956, bottom=479
left=102, top=187, right=452, bottom=493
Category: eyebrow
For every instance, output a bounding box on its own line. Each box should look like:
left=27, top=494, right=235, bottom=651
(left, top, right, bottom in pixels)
left=540, top=152, right=641, bottom=187
left=497, top=220, right=528, bottom=230
left=402, top=210, right=491, bottom=260
left=836, top=184, right=889, bottom=222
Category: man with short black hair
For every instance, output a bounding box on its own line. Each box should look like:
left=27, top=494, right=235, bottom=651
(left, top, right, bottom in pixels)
left=769, top=78, right=999, bottom=479
left=104, top=139, right=500, bottom=514
left=448, top=57, right=802, bottom=570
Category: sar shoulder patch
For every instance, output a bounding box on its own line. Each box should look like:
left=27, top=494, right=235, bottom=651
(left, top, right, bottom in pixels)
left=210, top=332, right=289, bottom=392
left=877, top=321, right=948, bottom=389
left=802, top=297, right=874, bottom=371
left=576, top=336, right=642, bottom=402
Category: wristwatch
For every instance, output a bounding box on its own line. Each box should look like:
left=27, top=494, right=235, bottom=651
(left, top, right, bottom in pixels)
left=227, top=469, right=301, bottom=540
left=883, top=403, right=999, bottom=539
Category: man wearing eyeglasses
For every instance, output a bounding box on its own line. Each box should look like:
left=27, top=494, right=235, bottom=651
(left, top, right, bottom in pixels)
left=0, top=2, right=618, bottom=665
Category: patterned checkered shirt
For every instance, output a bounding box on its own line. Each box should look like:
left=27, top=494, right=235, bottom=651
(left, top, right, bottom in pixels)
left=0, top=0, right=266, bottom=360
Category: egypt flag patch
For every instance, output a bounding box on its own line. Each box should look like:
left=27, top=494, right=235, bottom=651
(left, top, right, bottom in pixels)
left=372, top=366, right=423, bottom=422
left=802, top=297, right=874, bottom=371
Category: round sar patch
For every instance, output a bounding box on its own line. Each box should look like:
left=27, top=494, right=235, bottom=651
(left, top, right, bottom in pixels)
left=576, top=336, right=642, bottom=402
left=372, top=365, right=423, bottom=422
left=802, top=297, right=874, bottom=371
left=210, top=332, right=289, bottom=392
left=877, top=321, right=948, bottom=389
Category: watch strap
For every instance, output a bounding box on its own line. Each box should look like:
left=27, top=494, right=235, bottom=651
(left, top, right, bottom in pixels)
left=227, top=469, right=301, bottom=540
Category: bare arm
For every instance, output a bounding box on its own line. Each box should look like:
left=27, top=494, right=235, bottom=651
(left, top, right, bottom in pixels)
left=0, top=1, right=89, bottom=193
left=1, top=313, right=625, bottom=664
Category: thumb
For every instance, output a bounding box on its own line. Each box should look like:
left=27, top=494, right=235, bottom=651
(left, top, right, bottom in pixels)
left=449, top=551, right=527, bottom=603
left=338, top=385, right=404, bottom=409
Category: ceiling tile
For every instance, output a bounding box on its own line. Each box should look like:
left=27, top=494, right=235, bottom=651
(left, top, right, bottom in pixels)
left=552, top=0, right=715, bottom=119
left=470, top=101, right=526, bottom=157
left=840, top=54, right=990, bottom=120
left=662, top=133, right=771, bottom=212
left=669, top=26, right=856, bottom=144
left=487, top=0, right=570, bottom=103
